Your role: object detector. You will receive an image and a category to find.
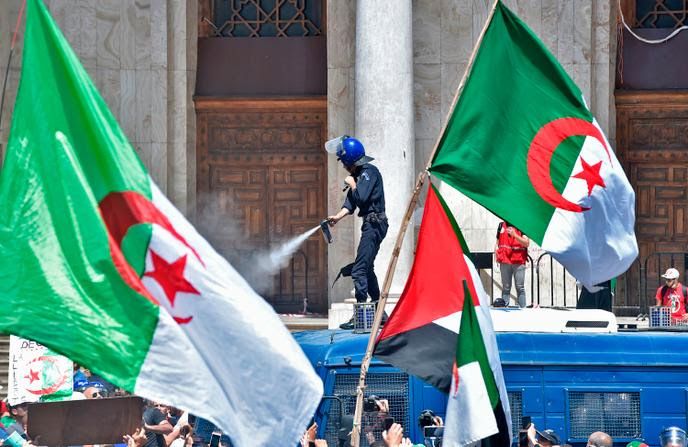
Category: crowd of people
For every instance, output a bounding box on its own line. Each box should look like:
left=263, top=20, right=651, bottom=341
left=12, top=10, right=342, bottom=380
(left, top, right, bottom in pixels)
left=0, top=366, right=218, bottom=447
left=1, top=366, right=686, bottom=447
left=297, top=394, right=688, bottom=447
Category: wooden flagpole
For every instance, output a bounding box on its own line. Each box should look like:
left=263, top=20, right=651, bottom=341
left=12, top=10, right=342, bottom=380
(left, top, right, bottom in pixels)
left=349, top=1, right=501, bottom=445
left=0, top=0, right=27, bottom=144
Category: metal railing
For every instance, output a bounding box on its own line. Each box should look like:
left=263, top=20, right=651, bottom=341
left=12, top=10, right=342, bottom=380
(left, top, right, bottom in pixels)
left=479, top=250, right=688, bottom=316
left=533, top=253, right=580, bottom=307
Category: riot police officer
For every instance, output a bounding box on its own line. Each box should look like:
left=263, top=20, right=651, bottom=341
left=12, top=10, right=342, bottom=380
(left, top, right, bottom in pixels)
left=327, top=136, right=388, bottom=330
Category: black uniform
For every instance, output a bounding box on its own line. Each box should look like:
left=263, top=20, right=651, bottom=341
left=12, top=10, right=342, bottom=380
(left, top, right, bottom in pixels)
left=342, top=163, right=388, bottom=302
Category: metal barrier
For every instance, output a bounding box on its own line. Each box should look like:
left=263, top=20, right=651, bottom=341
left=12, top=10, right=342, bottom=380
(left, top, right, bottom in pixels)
left=481, top=250, right=688, bottom=316
left=534, top=253, right=579, bottom=307
left=612, top=258, right=642, bottom=316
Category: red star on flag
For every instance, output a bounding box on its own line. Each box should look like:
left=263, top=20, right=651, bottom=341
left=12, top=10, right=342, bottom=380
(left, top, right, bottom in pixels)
left=572, top=157, right=606, bottom=196
left=25, top=369, right=39, bottom=384
left=144, top=251, right=199, bottom=308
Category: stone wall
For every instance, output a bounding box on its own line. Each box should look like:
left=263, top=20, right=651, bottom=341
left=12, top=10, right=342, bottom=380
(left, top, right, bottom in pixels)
left=0, top=0, right=197, bottom=214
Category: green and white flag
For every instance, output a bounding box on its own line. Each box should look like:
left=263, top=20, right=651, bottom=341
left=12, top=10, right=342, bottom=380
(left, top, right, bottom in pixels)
left=443, top=283, right=506, bottom=447
left=0, top=1, right=322, bottom=444
left=429, top=1, right=638, bottom=287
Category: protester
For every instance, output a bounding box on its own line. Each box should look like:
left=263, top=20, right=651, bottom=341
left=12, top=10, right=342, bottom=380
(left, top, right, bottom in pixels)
left=382, top=423, right=414, bottom=447
left=299, top=423, right=330, bottom=447
left=361, top=396, right=391, bottom=446
left=73, top=365, right=116, bottom=395
left=587, top=431, right=613, bottom=447
left=3, top=402, right=29, bottom=440
left=124, top=428, right=147, bottom=447
left=142, top=401, right=173, bottom=447
left=73, top=364, right=89, bottom=383
left=495, top=221, right=529, bottom=307
left=526, top=423, right=561, bottom=447
left=655, top=268, right=688, bottom=322
left=83, top=383, right=106, bottom=399
left=576, top=280, right=613, bottom=312
left=0, top=400, right=14, bottom=429
left=300, top=422, right=318, bottom=447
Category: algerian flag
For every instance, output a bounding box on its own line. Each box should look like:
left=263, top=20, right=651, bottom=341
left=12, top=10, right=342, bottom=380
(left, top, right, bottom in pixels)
left=375, top=184, right=511, bottom=446
left=0, top=1, right=322, bottom=445
left=429, top=0, right=637, bottom=288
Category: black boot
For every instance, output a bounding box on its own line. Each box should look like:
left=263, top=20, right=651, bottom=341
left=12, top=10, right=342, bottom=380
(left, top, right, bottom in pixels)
left=339, top=316, right=355, bottom=330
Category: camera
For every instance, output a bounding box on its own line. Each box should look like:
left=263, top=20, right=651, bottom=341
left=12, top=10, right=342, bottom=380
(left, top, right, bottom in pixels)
left=518, top=416, right=532, bottom=447
left=209, top=431, right=221, bottom=447
left=424, top=426, right=444, bottom=447
left=383, top=416, right=395, bottom=431
left=418, top=409, right=436, bottom=428
left=363, top=395, right=380, bottom=412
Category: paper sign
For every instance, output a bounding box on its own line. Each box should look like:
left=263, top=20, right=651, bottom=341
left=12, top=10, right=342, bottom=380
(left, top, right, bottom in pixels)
left=7, top=336, right=73, bottom=406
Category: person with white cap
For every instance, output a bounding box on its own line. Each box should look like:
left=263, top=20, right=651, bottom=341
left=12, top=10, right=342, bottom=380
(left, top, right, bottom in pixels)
left=655, top=268, right=688, bottom=322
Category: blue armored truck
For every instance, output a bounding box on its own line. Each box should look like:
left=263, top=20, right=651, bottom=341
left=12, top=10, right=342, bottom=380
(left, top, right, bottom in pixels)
left=294, top=309, right=688, bottom=447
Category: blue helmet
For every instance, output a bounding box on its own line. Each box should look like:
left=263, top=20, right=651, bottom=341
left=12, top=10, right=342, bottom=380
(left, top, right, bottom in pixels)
left=336, top=137, right=374, bottom=167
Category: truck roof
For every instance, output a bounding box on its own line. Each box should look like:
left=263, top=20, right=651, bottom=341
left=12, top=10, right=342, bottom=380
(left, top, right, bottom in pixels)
left=294, top=330, right=688, bottom=369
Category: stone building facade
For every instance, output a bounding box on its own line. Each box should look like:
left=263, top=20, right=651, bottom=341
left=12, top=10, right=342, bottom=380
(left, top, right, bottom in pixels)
left=0, top=0, right=635, bottom=318
left=0, top=0, right=198, bottom=215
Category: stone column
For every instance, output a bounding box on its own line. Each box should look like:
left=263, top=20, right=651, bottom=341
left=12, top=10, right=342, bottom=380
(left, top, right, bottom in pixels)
left=355, top=0, right=415, bottom=300
left=166, top=0, right=198, bottom=217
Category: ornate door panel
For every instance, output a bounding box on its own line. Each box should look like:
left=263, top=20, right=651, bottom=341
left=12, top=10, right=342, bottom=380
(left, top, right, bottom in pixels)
left=196, top=98, right=328, bottom=313
left=616, top=91, right=688, bottom=287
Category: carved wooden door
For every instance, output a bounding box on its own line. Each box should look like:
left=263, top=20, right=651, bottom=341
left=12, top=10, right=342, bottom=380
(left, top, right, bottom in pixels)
left=196, top=98, right=328, bottom=313
left=616, top=91, right=688, bottom=309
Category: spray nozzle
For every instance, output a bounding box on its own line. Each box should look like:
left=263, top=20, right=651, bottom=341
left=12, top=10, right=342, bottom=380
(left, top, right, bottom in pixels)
left=320, top=219, right=333, bottom=244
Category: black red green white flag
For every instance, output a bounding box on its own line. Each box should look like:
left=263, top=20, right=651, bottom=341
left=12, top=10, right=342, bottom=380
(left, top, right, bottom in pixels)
left=374, top=184, right=511, bottom=446
left=429, top=0, right=637, bottom=288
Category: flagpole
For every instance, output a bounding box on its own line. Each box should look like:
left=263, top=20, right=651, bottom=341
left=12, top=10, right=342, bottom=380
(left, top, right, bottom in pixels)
left=0, top=0, right=27, bottom=151
left=350, top=1, right=501, bottom=445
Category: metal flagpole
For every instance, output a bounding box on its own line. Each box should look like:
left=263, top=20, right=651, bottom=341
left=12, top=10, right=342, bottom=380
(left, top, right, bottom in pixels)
left=349, top=1, right=502, bottom=445
left=0, top=0, right=27, bottom=150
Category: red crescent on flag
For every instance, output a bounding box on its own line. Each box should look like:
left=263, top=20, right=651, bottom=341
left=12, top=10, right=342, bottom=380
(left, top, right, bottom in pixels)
left=25, top=356, right=68, bottom=395
left=98, top=191, right=202, bottom=320
left=527, top=117, right=612, bottom=212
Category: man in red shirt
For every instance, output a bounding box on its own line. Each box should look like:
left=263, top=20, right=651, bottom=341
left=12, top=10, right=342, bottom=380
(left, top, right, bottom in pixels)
left=655, top=267, right=688, bottom=322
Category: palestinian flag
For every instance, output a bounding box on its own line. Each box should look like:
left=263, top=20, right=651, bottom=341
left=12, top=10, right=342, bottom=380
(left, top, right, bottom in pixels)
left=0, top=1, right=322, bottom=445
left=429, top=0, right=637, bottom=288
left=443, top=282, right=507, bottom=447
left=374, top=184, right=511, bottom=445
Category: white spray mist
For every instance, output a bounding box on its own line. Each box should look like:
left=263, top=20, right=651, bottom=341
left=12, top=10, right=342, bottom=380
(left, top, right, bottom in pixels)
left=255, top=225, right=321, bottom=275
left=195, top=191, right=324, bottom=295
